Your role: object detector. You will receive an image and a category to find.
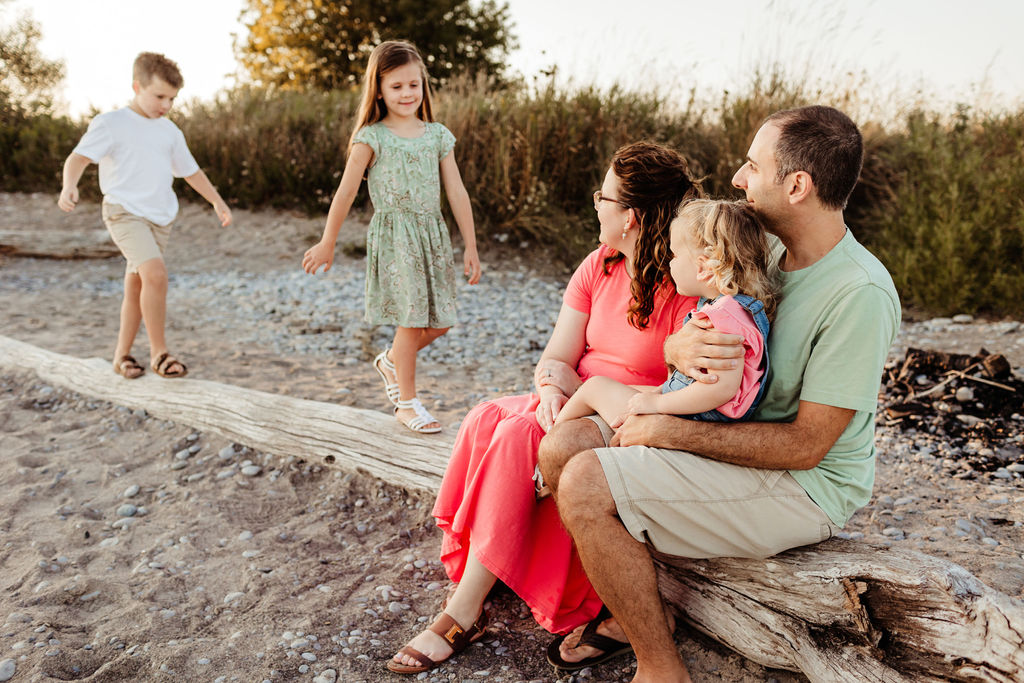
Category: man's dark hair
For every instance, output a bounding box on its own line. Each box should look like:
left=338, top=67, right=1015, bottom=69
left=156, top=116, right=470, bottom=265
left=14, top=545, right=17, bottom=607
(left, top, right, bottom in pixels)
left=764, top=106, right=863, bottom=211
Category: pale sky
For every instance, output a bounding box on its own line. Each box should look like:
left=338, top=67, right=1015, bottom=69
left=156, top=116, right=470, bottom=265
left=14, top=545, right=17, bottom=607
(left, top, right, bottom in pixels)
left=10, top=0, right=1024, bottom=119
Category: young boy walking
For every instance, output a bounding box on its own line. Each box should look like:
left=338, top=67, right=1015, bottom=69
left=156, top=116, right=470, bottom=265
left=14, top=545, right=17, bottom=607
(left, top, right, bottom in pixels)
left=58, top=52, right=232, bottom=379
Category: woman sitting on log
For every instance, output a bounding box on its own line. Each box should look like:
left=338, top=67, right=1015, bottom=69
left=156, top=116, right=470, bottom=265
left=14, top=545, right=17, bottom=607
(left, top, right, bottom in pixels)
left=387, top=141, right=703, bottom=674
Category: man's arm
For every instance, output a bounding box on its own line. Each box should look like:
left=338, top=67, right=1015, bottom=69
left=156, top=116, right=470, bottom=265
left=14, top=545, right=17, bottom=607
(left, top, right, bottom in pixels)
left=610, top=400, right=855, bottom=471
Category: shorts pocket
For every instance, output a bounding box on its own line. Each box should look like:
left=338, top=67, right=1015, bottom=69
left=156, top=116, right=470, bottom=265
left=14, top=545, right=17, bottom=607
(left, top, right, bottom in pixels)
left=757, top=469, right=785, bottom=491
left=102, top=202, right=130, bottom=222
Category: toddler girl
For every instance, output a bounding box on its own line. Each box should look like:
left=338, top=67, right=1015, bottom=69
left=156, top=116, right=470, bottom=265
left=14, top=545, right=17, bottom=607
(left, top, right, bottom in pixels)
left=302, top=40, right=481, bottom=434
left=555, top=199, right=778, bottom=428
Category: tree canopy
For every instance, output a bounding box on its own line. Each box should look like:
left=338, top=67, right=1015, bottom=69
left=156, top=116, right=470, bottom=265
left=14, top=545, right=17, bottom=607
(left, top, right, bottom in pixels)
left=235, top=0, right=517, bottom=90
left=0, top=1, right=64, bottom=115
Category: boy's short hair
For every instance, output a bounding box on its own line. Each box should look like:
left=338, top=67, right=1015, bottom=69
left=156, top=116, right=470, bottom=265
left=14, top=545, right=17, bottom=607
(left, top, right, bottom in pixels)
left=133, top=52, right=184, bottom=89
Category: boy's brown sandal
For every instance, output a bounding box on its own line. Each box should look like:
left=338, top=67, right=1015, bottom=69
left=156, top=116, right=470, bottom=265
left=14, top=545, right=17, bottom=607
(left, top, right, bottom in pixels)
left=113, top=355, right=145, bottom=379
left=386, top=610, right=488, bottom=674
left=151, top=352, right=188, bottom=378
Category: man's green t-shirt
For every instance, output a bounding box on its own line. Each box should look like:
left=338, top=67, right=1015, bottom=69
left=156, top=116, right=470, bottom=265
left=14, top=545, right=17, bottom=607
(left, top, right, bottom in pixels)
left=753, top=230, right=900, bottom=526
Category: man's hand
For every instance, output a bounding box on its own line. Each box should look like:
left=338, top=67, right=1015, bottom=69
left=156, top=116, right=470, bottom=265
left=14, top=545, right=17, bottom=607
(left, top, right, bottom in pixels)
left=664, top=317, right=744, bottom=384
left=610, top=413, right=685, bottom=447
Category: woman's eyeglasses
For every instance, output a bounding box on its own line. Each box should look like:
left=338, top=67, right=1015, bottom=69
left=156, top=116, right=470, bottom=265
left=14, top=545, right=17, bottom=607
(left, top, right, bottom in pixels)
left=593, top=190, right=629, bottom=211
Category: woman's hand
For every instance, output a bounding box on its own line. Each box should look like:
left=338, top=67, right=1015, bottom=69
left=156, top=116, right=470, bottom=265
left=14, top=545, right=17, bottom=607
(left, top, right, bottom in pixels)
left=534, top=359, right=583, bottom=397
left=664, top=317, right=744, bottom=384
left=535, top=390, right=568, bottom=432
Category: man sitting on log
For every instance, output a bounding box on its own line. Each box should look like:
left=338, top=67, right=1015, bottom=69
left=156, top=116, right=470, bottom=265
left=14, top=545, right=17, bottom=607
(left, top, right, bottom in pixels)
left=537, top=105, right=902, bottom=682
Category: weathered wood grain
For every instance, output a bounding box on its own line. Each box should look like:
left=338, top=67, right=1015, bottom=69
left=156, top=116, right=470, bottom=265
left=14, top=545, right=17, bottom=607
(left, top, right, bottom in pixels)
left=0, top=229, right=120, bottom=259
left=0, top=334, right=454, bottom=492
left=654, top=541, right=1024, bottom=682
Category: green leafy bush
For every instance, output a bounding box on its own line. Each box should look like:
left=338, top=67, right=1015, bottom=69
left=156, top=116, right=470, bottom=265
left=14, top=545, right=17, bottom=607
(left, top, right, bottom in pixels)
left=4, top=77, right=1023, bottom=316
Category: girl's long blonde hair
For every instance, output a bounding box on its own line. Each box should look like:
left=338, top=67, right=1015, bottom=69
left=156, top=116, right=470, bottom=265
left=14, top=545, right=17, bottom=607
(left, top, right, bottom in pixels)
left=348, top=40, right=434, bottom=152
left=676, top=199, right=780, bottom=319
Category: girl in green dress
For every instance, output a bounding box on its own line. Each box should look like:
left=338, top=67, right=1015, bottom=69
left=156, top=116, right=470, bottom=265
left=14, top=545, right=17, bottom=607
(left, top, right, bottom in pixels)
left=303, top=40, right=482, bottom=434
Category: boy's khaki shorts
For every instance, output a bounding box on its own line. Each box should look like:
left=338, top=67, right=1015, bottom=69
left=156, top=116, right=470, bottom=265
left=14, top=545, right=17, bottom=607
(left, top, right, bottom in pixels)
left=102, top=202, right=171, bottom=273
left=584, top=415, right=838, bottom=559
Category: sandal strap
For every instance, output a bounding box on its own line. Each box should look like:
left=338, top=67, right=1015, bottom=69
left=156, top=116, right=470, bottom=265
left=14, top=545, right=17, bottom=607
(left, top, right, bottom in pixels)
left=574, top=605, right=628, bottom=652
left=373, top=350, right=401, bottom=406
left=395, top=397, right=438, bottom=424
left=376, top=348, right=396, bottom=371
left=395, top=397, right=441, bottom=433
left=427, top=611, right=486, bottom=651
left=393, top=644, right=435, bottom=669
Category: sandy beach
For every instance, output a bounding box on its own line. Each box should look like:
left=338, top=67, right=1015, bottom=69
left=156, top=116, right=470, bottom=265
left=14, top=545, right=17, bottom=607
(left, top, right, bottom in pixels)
left=1, top=191, right=1022, bottom=683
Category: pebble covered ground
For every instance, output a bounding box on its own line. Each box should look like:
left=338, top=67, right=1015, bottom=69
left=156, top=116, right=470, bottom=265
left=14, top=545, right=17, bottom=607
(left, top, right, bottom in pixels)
left=1, top=192, right=1022, bottom=681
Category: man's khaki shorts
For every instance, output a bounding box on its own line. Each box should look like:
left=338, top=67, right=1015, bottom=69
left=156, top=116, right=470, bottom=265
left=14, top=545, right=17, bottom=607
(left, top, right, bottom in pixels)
left=102, top=202, right=171, bottom=273
left=585, top=415, right=838, bottom=559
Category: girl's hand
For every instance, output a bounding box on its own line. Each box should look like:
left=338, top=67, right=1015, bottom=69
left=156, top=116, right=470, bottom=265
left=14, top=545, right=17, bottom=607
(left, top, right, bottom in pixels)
left=302, top=240, right=335, bottom=274
left=463, top=247, right=481, bottom=285
left=534, top=359, right=582, bottom=397
left=626, top=391, right=658, bottom=416
left=536, top=390, right=568, bottom=432
left=610, top=393, right=658, bottom=429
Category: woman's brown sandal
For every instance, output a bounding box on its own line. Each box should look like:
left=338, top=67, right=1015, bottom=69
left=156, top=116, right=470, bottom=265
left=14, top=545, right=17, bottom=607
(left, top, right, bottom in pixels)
left=386, top=610, right=488, bottom=674
left=113, top=355, right=145, bottom=379
left=151, top=352, right=188, bottom=378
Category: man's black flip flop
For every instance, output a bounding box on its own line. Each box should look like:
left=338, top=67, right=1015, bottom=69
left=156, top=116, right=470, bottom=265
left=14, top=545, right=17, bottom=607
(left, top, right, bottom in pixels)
left=545, top=606, right=634, bottom=672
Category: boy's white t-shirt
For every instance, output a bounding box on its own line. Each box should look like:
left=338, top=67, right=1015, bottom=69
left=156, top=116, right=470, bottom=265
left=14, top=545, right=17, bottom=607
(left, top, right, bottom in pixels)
left=73, top=107, right=200, bottom=226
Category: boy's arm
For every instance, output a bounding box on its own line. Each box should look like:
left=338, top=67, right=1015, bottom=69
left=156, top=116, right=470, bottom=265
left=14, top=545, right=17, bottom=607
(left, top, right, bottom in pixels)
left=58, top=153, right=94, bottom=212
left=183, top=169, right=232, bottom=227
left=301, top=143, right=372, bottom=275
left=440, top=152, right=481, bottom=285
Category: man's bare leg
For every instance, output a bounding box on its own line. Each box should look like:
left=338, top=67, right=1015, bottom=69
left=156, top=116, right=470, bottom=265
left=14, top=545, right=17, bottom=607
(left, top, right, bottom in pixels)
left=537, top=417, right=605, bottom=497
left=557, top=450, right=691, bottom=682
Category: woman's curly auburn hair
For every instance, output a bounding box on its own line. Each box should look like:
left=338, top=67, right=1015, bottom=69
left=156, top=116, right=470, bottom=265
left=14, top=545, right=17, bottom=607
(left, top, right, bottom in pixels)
left=675, top=199, right=780, bottom=319
left=604, top=142, right=704, bottom=329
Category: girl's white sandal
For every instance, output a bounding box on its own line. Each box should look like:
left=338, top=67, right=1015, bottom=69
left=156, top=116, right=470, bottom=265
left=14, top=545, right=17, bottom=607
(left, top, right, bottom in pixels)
left=395, top=397, right=442, bottom=434
left=373, top=348, right=401, bottom=405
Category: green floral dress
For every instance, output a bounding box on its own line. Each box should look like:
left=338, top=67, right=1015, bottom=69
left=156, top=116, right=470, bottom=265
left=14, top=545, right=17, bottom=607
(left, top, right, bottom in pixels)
left=353, top=121, right=458, bottom=328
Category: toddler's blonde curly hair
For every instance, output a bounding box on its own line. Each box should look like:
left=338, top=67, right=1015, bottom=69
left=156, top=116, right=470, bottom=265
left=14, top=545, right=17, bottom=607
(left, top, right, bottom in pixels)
left=675, top=199, right=780, bottom=319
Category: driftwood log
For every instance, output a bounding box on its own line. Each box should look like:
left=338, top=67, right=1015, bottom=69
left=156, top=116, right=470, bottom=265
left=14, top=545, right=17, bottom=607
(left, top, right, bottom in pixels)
left=653, top=544, right=1023, bottom=682
left=2, top=334, right=1022, bottom=681
left=0, top=228, right=120, bottom=259
left=0, top=334, right=454, bottom=491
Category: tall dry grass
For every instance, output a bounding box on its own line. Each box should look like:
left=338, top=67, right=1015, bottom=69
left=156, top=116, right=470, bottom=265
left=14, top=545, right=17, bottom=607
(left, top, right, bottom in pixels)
left=2, top=76, right=1022, bottom=316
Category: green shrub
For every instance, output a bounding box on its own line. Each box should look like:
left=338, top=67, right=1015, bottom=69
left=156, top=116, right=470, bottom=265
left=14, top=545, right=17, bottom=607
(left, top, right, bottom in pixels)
left=861, top=107, right=1024, bottom=316
left=4, top=76, right=1023, bottom=317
